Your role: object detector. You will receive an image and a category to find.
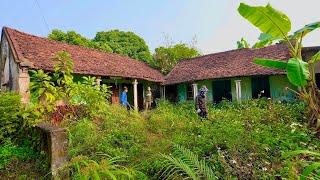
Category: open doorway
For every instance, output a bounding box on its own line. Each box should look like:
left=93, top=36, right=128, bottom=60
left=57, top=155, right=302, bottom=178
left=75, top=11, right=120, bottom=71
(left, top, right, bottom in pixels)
left=212, top=80, right=232, bottom=103
left=252, top=76, right=270, bottom=98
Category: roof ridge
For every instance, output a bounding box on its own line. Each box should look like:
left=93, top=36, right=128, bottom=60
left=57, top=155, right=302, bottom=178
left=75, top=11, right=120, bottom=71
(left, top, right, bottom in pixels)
left=177, top=43, right=288, bottom=64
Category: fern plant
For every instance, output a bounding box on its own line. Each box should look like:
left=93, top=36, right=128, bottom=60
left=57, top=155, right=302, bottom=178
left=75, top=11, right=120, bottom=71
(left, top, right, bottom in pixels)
left=63, top=155, right=138, bottom=180
left=284, top=150, right=320, bottom=179
left=159, top=145, right=217, bottom=180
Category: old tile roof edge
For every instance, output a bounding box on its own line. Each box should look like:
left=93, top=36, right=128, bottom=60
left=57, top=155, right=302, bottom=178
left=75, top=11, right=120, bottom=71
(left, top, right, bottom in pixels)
left=2, top=26, right=164, bottom=82
left=164, top=43, right=291, bottom=85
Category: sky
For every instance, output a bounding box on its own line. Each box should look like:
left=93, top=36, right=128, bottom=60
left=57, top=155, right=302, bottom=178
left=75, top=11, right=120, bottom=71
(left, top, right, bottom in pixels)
left=1, top=0, right=319, bottom=54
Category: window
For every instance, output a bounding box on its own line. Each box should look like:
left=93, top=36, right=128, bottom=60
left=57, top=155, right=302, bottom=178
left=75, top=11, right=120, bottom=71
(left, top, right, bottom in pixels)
left=252, top=76, right=270, bottom=98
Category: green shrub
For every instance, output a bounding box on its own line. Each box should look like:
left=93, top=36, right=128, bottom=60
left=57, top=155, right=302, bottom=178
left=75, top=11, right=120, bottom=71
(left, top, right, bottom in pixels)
left=65, top=99, right=319, bottom=179
left=0, top=92, right=22, bottom=142
left=0, top=140, right=38, bottom=169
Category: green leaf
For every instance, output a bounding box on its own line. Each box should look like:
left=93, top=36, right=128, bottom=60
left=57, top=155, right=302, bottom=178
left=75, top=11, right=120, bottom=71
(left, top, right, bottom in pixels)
left=252, top=33, right=279, bottom=48
left=310, top=50, right=320, bottom=64
left=286, top=58, right=310, bottom=87
left=254, top=58, right=287, bottom=69
left=258, top=33, right=272, bottom=41
left=300, top=162, right=320, bottom=180
left=238, top=3, right=291, bottom=38
left=237, top=38, right=250, bottom=49
left=293, top=22, right=320, bottom=39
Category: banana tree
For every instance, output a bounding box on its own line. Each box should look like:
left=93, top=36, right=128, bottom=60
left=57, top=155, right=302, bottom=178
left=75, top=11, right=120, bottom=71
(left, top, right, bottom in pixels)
left=238, top=3, right=320, bottom=129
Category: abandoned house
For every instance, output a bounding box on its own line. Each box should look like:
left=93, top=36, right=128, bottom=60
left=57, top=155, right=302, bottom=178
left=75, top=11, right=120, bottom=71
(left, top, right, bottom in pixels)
left=164, top=43, right=320, bottom=103
left=1, top=27, right=320, bottom=107
left=0, top=27, right=164, bottom=110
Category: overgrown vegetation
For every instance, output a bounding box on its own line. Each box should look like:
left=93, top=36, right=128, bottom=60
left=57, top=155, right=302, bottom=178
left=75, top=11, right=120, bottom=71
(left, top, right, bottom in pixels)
left=1, top=2, right=320, bottom=179
left=238, top=3, right=320, bottom=130
left=0, top=92, right=21, bottom=142
left=65, top=98, right=319, bottom=179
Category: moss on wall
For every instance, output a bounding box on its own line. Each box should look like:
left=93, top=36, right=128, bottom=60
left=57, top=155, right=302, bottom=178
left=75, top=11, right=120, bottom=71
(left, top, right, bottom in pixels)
left=177, top=84, right=187, bottom=102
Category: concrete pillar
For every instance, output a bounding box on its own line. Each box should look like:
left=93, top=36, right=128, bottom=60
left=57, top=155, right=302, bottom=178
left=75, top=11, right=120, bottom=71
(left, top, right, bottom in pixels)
left=192, top=83, right=198, bottom=100
left=18, top=67, right=30, bottom=104
left=133, top=79, right=138, bottom=110
left=38, top=122, right=68, bottom=179
left=160, top=86, right=166, bottom=100
left=235, top=80, right=242, bottom=101
left=96, top=76, right=102, bottom=85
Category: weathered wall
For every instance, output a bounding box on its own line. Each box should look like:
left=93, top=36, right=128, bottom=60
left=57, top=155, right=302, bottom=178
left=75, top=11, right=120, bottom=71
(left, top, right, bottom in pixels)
left=1, top=33, right=30, bottom=103
left=269, top=75, right=296, bottom=101
left=177, top=83, right=187, bottom=102
left=175, top=75, right=297, bottom=103
left=1, top=35, right=20, bottom=91
left=231, top=77, right=252, bottom=101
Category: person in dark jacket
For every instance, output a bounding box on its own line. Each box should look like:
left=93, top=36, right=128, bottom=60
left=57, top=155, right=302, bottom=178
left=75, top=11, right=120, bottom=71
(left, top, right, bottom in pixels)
left=195, top=86, right=208, bottom=119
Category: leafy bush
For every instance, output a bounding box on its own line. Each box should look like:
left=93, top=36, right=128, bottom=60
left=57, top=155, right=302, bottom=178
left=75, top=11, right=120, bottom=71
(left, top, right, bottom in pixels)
left=64, top=155, right=142, bottom=179
left=284, top=150, right=320, bottom=179
left=0, top=92, right=22, bottom=142
left=66, top=99, right=319, bottom=179
left=0, top=140, right=36, bottom=169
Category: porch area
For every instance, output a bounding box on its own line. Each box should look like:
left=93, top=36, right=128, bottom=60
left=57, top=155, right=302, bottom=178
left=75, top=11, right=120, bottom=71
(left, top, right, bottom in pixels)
left=95, top=76, right=162, bottom=110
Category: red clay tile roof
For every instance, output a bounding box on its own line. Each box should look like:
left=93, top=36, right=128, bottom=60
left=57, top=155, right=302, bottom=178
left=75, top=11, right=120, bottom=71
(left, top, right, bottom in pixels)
left=164, top=43, right=291, bottom=85
left=2, top=27, right=164, bottom=82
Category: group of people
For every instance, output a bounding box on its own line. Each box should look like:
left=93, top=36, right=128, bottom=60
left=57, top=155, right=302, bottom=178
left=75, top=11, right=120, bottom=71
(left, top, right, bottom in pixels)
left=120, top=86, right=153, bottom=111
left=119, top=85, right=209, bottom=119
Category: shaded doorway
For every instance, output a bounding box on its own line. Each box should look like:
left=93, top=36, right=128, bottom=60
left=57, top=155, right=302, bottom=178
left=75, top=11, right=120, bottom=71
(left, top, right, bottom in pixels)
left=212, top=80, right=232, bottom=103
left=252, top=76, right=270, bottom=98
left=165, top=85, right=178, bottom=103
left=316, top=73, right=320, bottom=89
left=138, top=84, right=144, bottom=110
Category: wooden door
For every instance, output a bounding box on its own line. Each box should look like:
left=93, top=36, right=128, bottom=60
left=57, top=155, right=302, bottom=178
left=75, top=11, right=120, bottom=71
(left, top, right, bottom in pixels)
left=111, top=85, right=120, bottom=104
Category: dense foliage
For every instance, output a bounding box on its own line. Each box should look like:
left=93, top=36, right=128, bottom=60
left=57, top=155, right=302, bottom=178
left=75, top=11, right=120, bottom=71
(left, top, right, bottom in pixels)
left=94, top=30, right=153, bottom=63
left=65, top=99, right=319, bottom=179
left=48, top=29, right=153, bottom=63
left=152, top=43, right=200, bottom=74
left=0, top=92, right=22, bottom=142
left=238, top=3, right=320, bottom=129
left=48, top=29, right=113, bottom=53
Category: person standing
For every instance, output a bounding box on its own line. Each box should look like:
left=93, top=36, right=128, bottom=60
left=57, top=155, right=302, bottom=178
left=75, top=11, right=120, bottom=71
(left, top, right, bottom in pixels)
left=145, top=86, right=153, bottom=110
left=120, top=86, right=130, bottom=110
left=195, top=86, right=209, bottom=119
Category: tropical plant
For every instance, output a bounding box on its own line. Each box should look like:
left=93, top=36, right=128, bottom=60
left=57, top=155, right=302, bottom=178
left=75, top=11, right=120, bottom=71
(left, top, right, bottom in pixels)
left=284, top=150, right=320, bottom=179
left=29, top=51, right=111, bottom=124
left=159, top=145, right=216, bottom=180
left=237, top=38, right=250, bottom=49
left=238, top=3, right=320, bottom=129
